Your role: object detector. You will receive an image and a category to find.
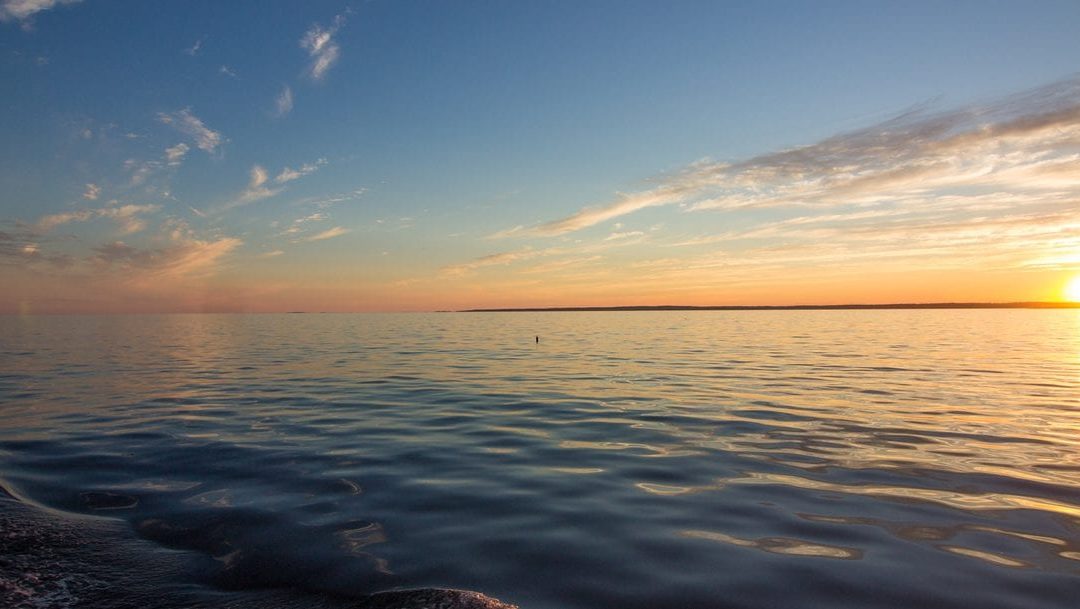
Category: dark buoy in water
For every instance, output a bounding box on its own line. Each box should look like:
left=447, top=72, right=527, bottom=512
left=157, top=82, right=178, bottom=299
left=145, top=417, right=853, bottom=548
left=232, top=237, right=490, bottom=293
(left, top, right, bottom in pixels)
left=535, top=335, right=539, bottom=343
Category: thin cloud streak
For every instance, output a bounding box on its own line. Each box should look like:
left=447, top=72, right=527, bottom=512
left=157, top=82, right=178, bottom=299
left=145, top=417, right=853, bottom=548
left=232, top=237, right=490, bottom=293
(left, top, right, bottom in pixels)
left=441, top=249, right=538, bottom=277
left=442, top=231, right=649, bottom=278
left=530, top=186, right=688, bottom=237
left=306, top=226, right=350, bottom=241
left=165, top=143, right=189, bottom=166
left=274, top=85, right=294, bottom=118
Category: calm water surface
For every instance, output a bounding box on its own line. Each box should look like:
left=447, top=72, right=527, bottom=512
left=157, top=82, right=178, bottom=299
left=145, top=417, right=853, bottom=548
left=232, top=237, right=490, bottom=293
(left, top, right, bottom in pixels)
left=1, top=311, right=1079, bottom=608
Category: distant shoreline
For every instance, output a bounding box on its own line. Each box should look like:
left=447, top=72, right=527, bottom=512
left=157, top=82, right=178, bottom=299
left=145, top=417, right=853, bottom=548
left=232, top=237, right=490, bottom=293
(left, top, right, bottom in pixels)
left=4, top=302, right=1079, bottom=315
left=462, top=302, right=1080, bottom=312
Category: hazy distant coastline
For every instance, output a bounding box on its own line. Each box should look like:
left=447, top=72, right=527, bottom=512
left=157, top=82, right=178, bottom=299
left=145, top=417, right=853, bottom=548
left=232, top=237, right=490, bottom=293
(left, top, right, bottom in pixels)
left=463, top=302, right=1080, bottom=312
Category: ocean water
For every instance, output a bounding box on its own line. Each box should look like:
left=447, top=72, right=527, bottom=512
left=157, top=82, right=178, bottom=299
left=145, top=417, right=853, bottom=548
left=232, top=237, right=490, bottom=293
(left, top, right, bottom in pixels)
left=1, top=311, right=1079, bottom=609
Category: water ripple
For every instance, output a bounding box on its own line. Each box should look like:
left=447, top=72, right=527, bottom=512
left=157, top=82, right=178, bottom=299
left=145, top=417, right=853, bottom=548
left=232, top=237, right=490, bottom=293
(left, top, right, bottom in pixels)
left=2, top=310, right=1079, bottom=609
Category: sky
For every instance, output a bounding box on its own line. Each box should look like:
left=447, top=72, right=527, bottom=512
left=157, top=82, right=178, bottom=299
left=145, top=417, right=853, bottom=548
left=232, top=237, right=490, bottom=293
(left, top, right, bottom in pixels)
left=2, top=0, right=1080, bottom=313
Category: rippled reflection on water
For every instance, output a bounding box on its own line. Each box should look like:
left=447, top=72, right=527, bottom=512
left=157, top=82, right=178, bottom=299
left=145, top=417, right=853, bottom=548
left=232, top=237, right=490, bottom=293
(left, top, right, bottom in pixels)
left=1, top=311, right=1079, bottom=609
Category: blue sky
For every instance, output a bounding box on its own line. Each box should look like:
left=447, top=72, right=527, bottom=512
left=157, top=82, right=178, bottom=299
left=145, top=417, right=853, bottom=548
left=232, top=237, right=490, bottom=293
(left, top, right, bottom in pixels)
left=3, top=1, right=1080, bottom=312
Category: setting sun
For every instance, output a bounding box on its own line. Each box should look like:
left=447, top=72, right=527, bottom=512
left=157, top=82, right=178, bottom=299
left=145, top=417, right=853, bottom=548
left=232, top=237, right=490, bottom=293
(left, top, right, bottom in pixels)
left=1066, top=276, right=1080, bottom=302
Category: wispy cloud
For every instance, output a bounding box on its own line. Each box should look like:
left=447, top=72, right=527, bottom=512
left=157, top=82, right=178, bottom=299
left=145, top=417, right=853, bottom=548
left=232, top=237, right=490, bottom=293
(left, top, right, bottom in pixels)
left=528, top=186, right=690, bottom=237
left=36, top=202, right=160, bottom=235
left=184, top=38, right=203, bottom=56
left=486, top=224, right=525, bottom=239
left=219, top=65, right=236, bottom=78
left=222, top=159, right=326, bottom=211
left=164, top=142, right=189, bottom=166
left=274, top=85, right=294, bottom=118
left=275, top=158, right=326, bottom=184
left=605, top=230, right=645, bottom=241
left=518, top=255, right=604, bottom=275
left=232, top=165, right=281, bottom=207
left=441, top=249, right=539, bottom=277
left=0, top=0, right=80, bottom=22
left=292, top=211, right=327, bottom=226
left=82, top=183, right=100, bottom=200
left=445, top=228, right=651, bottom=278
left=301, top=13, right=347, bottom=81
left=157, top=108, right=225, bottom=154
left=507, top=78, right=1080, bottom=237
left=306, top=226, right=350, bottom=241
left=292, top=188, right=368, bottom=209
left=279, top=211, right=327, bottom=237
left=124, top=158, right=161, bottom=187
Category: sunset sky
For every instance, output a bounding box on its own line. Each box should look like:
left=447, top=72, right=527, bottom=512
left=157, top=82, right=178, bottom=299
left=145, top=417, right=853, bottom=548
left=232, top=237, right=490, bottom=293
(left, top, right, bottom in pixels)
left=3, top=0, right=1080, bottom=313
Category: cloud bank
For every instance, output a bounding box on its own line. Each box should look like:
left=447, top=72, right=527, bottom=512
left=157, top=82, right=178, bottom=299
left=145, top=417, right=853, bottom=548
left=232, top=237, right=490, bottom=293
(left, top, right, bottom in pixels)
left=92, top=233, right=241, bottom=281
left=36, top=203, right=160, bottom=235
left=510, top=78, right=1080, bottom=237
left=0, top=0, right=79, bottom=22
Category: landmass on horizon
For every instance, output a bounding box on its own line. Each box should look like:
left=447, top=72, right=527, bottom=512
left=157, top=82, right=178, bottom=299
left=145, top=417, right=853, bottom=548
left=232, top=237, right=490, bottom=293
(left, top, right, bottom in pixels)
left=461, top=302, right=1080, bottom=312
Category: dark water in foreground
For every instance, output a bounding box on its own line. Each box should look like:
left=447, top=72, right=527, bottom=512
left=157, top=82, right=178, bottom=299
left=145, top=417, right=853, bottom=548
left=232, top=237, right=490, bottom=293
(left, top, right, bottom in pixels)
left=1, top=311, right=1079, bottom=608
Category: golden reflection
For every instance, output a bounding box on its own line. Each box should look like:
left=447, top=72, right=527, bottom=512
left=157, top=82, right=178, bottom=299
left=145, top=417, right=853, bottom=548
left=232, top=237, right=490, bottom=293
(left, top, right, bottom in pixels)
left=557, top=439, right=699, bottom=457
left=968, top=526, right=1066, bottom=546
left=546, top=466, right=604, bottom=475
left=728, top=472, right=1080, bottom=519
left=635, top=483, right=693, bottom=495
left=939, top=546, right=1030, bottom=568
left=487, top=425, right=550, bottom=438
left=680, top=529, right=862, bottom=559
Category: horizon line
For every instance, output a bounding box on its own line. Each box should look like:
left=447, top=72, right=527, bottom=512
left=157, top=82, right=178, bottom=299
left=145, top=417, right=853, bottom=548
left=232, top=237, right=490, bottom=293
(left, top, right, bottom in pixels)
left=4, top=301, right=1080, bottom=315
left=460, top=301, right=1080, bottom=313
